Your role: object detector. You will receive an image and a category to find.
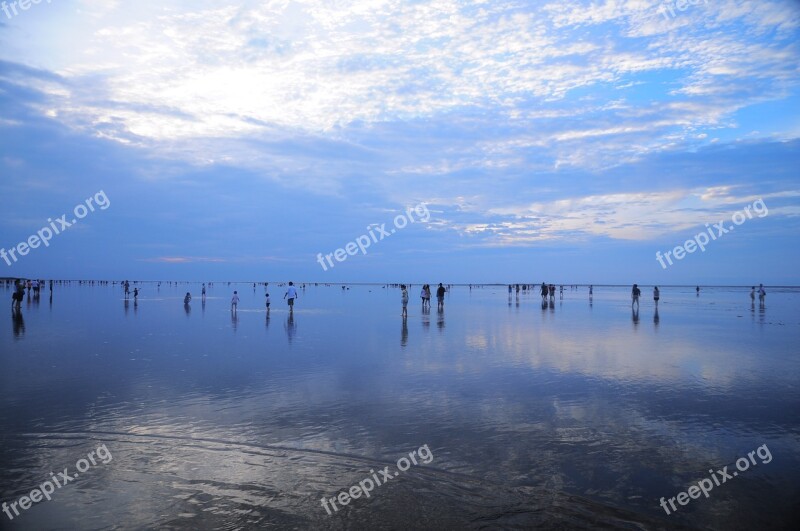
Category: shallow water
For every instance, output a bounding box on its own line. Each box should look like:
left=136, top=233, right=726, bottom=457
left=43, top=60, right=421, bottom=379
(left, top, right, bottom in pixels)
left=1, top=283, right=799, bottom=530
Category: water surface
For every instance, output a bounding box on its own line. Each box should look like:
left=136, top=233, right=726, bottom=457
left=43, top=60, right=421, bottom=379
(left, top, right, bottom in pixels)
left=1, top=283, right=799, bottom=529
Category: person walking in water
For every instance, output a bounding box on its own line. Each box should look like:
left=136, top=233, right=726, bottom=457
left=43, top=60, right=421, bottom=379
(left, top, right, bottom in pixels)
left=631, top=284, right=641, bottom=309
left=284, top=281, right=298, bottom=312
left=653, top=286, right=660, bottom=307
left=184, top=292, right=192, bottom=304
left=12, top=278, right=24, bottom=308
left=436, top=283, right=446, bottom=311
left=401, top=285, right=409, bottom=317
left=540, top=282, right=548, bottom=301
left=750, top=286, right=756, bottom=305
left=422, top=284, right=431, bottom=309
left=758, top=284, right=766, bottom=307
left=265, top=291, right=271, bottom=314
left=231, top=291, right=240, bottom=312
left=133, top=287, right=139, bottom=301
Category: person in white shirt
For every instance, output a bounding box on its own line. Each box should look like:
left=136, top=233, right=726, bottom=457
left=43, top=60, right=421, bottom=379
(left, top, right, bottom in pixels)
left=401, top=285, right=409, bottom=317
left=231, top=291, right=239, bottom=311
left=284, top=282, right=298, bottom=311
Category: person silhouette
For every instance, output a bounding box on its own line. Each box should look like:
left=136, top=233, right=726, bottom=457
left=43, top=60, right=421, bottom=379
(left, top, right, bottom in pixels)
left=631, top=284, right=641, bottom=309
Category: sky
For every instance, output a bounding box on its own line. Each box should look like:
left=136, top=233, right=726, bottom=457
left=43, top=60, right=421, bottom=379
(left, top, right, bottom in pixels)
left=1, top=0, right=799, bottom=284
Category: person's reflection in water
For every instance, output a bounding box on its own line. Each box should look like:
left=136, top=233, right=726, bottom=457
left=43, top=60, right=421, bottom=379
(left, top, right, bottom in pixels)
left=401, top=316, right=408, bottom=347
left=632, top=306, right=640, bottom=326
left=12, top=308, right=25, bottom=339
left=202, top=298, right=206, bottom=315
left=265, top=309, right=271, bottom=330
left=231, top=308, right=239, bottom=332
left=437, top=307, right=445, bottom=331
left=184, top=302, right=191, bottom=316
left=124, top=299, right=129, bottom=316
left=134, top=298, right=138, bottom=314
left=549, top=299, right=555, bottom=311
left=421, top=305, right=430, bottom=331
left=653, top=307, right=659, bottom=327
left=285, top=311, right=296, bottom=343
left=541, top=299, right=548, bottom=311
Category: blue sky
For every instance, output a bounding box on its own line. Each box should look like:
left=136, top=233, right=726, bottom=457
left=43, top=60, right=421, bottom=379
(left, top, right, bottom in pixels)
left=1, top=0, right=799, bottom=284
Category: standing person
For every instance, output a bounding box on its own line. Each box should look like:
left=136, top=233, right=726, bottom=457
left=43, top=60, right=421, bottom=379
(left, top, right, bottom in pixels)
left=133, top=287, right=139, bottom=301
left=436, top=283, right=446, bottom=311
left=284, top=281, right=298, bottom=312
left=265, top=291, right=271, bottom=314
left=12, top=279, right=24, bottom=308
left=758, top=284, right=766, bottom=307
left=549, top=284, right=555, bottom=301
left=202, top=283, right=207, bottom=301
left=589, top=285, right=593, bottom=297
left=540, top=282, right=548, bottom=301
left=420, top=285, right=427, bottom=308
left=184, top=292, right=192, bottom=304
left=696, top=286, right=700, bottom=296
left=653, top=286, right=660, bottom=307
left=559, top=285, right=563, bottom=299
left=750, top=286, right=756, bottom=304
left=231, top=290, right=239, bottom=311
left=401, top=285, right=409, bottom=317
left=631, top=284, right=641, bottom=309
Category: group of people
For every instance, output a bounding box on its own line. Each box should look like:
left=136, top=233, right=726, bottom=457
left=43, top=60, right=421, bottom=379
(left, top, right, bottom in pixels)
left=9, top=278, right=52, bottom=308
left=415, top=283, right=447, bottom=312
left=630, top=284, right=766, bottom=308
left=181, top=282, right=298, bottom=314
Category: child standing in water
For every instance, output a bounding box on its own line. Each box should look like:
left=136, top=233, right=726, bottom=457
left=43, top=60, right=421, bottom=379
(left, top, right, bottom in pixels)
left=401, top=285, right=409, bottom=317
left=653, top=286, right=659, bottom=307
left=184, top=292, right=192, bottom=304
left=265, top=291, right=271, bottom=313
left=231, top=291, right=240, bottom=311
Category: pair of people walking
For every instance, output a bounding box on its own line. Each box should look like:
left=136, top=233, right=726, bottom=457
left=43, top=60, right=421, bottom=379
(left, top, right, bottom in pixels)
left=631, top=284, right=659, bottom=309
